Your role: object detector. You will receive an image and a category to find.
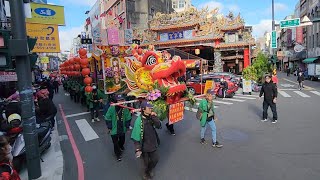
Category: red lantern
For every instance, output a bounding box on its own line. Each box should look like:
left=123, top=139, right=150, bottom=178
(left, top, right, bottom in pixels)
left=83, top=77, right=93, bottom=85
left=85, top=86, right=93, bottom=93
left=70, top=65, right=75, bottom=70
left=81, top=68, right=90, bottom=76
left=69, top=58, right=75, bottom=64
left=74, top=57, right=81, bottom=63
left=79, top=48, right=87, bottom=56
left=74, top=64, right=81, bottom=70
left=80, top=58, right=89, bottom=65
left=80, top=55, right=87, bottom=59
left=81, top=64, right=88, bottom=68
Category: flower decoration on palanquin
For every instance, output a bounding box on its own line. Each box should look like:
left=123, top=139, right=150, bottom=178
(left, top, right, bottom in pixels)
left=147, top=89, right=162, bottom=101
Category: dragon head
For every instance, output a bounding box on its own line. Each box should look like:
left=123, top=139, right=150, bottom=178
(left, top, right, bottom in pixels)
left=123, top=47, right=187, bottom=101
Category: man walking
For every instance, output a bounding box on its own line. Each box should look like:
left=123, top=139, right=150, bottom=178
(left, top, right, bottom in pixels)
left=88, top=85, right=103, bottom=122
left=105, top=94, right=132, bottom=161
left=297, top=72, right=305, bottom=90
left=220, top=78, right=228, bottom=98
left=131, top=101, right=161, bottom=180
left=198, top=89, right=223, bottom=148
left=259, top=75, right=278, bottom=123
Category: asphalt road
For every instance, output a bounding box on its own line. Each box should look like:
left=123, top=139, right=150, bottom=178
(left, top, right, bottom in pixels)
left=54, top=77, right=320, bottom=180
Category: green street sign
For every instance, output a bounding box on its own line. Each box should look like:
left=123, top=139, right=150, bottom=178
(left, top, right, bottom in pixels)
left=271, top=31, right=277, bottom=49
left=280, top=18, right=300, bottom=28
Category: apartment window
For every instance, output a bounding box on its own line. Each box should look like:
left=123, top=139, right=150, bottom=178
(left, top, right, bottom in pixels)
left=172, top=0, right=177, bottom=8
left=179, top=0, right=185, bottom=8
left=316, top=33, right=319, bottom=47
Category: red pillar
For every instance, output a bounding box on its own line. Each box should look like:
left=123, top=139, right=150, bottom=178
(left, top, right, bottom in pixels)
left=244, top=48, right=249, bottom=68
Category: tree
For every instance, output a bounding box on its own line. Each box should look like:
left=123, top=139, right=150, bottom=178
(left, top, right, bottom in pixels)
left=243, top=52, right=272, bottom=83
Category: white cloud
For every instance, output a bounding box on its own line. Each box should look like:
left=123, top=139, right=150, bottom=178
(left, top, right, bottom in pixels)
left=197, top=1, right=224, bottom=11
left=227, top=4, right=240, bottom=13
left=59, top=26, right=84, bottom=52
left=265, top=3, right=288, bottom=15
left=251, top=19, right=281, bottom=38
left=197, top=1, right=240, bottom=15
left=59, top=0, right=95, bottom=7
left=251, top=19, right=273, bottom=38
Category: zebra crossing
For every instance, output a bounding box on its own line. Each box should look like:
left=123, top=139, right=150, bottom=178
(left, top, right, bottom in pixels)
left=184, top=90, right=320, bottom=112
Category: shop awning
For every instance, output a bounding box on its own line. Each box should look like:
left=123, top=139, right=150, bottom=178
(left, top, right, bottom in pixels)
left=302, top=58, right=318, bottom=64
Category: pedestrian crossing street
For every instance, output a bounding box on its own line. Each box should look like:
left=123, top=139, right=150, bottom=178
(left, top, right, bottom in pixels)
left=184, top=90, right=320, bottom=112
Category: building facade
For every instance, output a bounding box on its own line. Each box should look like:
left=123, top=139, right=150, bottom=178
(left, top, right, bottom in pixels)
left=172, top=0, right=192, bottom=12
left=128, top=8, right=255, bottom=74
left=306, top=0, right=320, bottom=59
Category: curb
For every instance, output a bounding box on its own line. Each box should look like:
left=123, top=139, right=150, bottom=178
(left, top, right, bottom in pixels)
left=20, top=120, right=64, bottom=180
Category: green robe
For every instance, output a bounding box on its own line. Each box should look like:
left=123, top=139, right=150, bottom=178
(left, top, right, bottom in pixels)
left=131, top=116, right=142, bottom=142
left=104, top=106, right=132, bottom=135
left=86, top=90, right=105, bottom=109
left=199, top=99, right=215, bottom=127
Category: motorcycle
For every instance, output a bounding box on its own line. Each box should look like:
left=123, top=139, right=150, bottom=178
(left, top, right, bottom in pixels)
left=11, top=115, right=54, bottom=172
left=215, top=84, right=238, bottom=98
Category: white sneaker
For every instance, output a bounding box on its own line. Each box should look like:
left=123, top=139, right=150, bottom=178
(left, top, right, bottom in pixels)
left=95, top=118, right=100, bottom=122
left=272, top=120, right=278, bottom=124
left=91, top=119, right=95, bottom=123
left=261, top=119, right=268, bottom=122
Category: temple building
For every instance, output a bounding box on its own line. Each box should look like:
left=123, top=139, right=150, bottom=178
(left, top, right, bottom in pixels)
left=130, top=8, right=256, bottom=74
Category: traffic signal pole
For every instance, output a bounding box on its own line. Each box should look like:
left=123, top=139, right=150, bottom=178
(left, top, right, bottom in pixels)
left=9, top=0, right=41, bottom=179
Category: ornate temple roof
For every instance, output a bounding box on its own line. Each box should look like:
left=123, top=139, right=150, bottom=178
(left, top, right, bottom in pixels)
left=215, top=41, right=256, bottom=49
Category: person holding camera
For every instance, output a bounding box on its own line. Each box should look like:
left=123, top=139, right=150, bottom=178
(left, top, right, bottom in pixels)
left=131, top=101, right=161, bottom=180
left=198, top=89, right=223, bottom=148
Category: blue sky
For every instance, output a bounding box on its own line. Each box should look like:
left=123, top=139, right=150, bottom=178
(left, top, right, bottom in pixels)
left=48, top=0, right=298, bottom=51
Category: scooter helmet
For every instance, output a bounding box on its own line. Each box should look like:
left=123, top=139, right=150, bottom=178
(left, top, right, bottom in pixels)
left=7, top=113, right=22, bottom=127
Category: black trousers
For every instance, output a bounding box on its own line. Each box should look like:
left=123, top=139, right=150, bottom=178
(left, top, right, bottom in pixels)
left=111, top=134, right=125, bottom=158
left=142, top=151, right=159, bottom=175
left=54, top=86, right=59, bottom=93
left=263, top=100, right=278, bottom=120
left=166, top=123, right=175, bottom=134
left=90, top=105, right=100, bottom=119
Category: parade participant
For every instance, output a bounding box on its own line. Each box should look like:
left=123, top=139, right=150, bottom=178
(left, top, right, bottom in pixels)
left=220, top=78, right=228, bottom=98
left=53, top=77, right=59, bottom=94
left=131, top=101, right=161, bottom=180
left=88, top=85, right=103, bottom=122
left=0, top=136, right=21, bottom=180
left=297, top=72, right=305, bottom=90
left=259, top=75, right=278, bottom=123
left=105, top=94, right=132, bottom=161
left=271, top=71, right=279, bottom=87
left=198, top=90, right=223, bottom=148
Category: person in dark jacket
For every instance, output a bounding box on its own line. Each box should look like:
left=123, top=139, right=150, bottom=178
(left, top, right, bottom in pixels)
left=104, top=94, right=132, bottom=161
left=259, top=75, right=278, bottom=123
left=131, top=101, right=161, bottom=180
left=35, top=89, right=57, bottom=126
left=53, top=78, right=59, bottom=94
left=220, top=78, right=228, bottom=98
left=46, top=79, right=54, bottom=100
left=297, top=72, right=305, bottom=90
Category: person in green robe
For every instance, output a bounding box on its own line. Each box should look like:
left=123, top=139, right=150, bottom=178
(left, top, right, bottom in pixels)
left=105, top=94, right=132, bottom=162
left=131, top=101, right=161, bottom=180
left=87, top=85, right=104, bottom=122
left=198, top=89, right=223, bottom=148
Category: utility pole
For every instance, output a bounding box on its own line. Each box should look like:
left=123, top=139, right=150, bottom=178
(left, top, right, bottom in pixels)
left=9, top=0, right=41, bottom=179
left=271, top=0, right=276, bottom=67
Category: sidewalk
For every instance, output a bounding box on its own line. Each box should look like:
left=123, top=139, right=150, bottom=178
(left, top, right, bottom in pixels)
left=19, top=122, right=64, bottom=180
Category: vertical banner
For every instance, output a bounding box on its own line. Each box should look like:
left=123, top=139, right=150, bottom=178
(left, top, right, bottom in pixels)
left=296, top=26, right=303, bottom=44
left=244, top=48, right=249, bottom=68
left=107, top=28, right=119, bottom=45
left=287, top=29, right=292, bottom=45
left=124, top=29, right=133, bottom=45
left=169, top=102, right=184, bottom=125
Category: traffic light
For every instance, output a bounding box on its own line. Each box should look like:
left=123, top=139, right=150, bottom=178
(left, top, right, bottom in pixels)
left=27, top=37, right=38, bottom=69
left=0, top=29, right=12, bottom=70
left=0, top=30, right=38, bottom=70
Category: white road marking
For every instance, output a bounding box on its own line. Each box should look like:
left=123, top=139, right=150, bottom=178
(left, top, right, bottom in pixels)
left=65, top=112, right=90, bottom=118
left=222, top=98, right=246, bottom=102
left=195, top=98, right=233, bottom=105
left=234, top=96, right=256, bottom=100
left=310, top=91, right=320, bottom=96
left=75, top=119, right=99, bottom=142
left=294, top=91, right=310, bottom=98
left=278, top=91, right=291, bottom=97
left=236, top=94, right=260, bottom=98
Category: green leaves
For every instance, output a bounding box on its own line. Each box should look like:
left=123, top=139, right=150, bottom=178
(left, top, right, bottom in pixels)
left=243, top=52, right=272, bottom=83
